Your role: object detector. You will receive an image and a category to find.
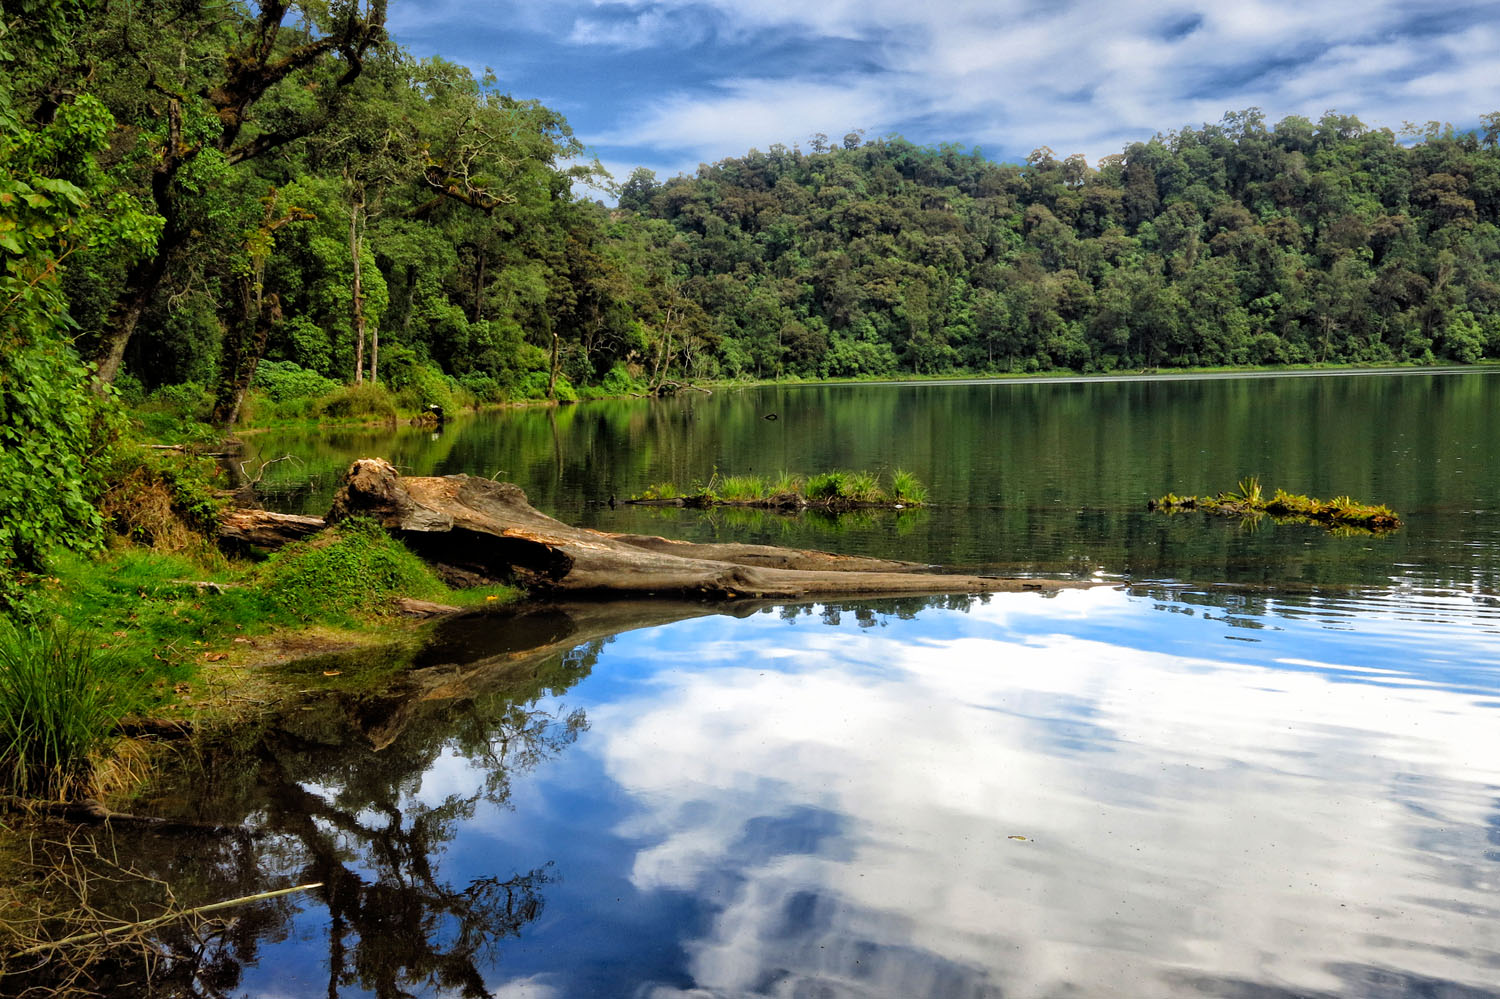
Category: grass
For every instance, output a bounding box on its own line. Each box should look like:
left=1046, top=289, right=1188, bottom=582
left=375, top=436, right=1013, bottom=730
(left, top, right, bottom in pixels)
left=0, top=623, right=140, bottom=798
left=1150, top=477, right=1402, bottom=532
left=13, top=522, right=521, bottom=763
left=628, top=469, right=927, bottom=511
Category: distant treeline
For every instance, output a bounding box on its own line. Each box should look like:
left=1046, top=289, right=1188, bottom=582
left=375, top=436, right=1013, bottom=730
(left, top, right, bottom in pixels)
left=622, top=114, right=1500, bottom=377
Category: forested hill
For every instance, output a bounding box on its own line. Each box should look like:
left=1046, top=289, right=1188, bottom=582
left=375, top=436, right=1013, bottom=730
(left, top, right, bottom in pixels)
left=7, top=1, right=1500, bottom=433
left=622, top=119, right=1500, bottom=377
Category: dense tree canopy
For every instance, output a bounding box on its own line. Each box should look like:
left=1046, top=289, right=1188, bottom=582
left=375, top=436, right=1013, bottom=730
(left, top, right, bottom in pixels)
left=7, top=2, right=1499, bottom=426
left=628, top=116, right=1500, bottom=377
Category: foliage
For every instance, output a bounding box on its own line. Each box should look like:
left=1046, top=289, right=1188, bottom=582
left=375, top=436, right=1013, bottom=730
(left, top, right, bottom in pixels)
left=0, top=76, right=160, bottom=608
left=259, top=519, right=449, bottom=623
left=0, top=621, right=138, bottom=798
left=890, top=468, right=928, bottom=504
left=316, top=382, right=399, bottom=422
left=253, top=360, right=342, bottom=403
left=96, top=443, right=228, bottom=551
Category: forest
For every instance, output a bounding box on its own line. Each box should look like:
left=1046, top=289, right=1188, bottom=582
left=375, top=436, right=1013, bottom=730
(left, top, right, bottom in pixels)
left=5, top=0, right=1500, bottom=599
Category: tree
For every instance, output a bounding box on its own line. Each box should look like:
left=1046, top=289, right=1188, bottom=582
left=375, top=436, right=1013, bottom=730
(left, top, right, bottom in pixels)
left=0, top=14, right=160, bottom=606
left=88, top=0, right=388, bottom=387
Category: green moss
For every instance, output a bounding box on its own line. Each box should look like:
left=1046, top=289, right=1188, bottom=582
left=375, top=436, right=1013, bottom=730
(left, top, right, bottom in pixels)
left=1150, top=479, right=1402, bottom=532
left=259, top=518, right=449, bottom=623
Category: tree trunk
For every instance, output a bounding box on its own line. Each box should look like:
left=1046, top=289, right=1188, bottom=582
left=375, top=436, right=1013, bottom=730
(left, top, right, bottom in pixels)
left=547, top=330, right=560, bottom=399
left=350, top=188, right=366, bottom=384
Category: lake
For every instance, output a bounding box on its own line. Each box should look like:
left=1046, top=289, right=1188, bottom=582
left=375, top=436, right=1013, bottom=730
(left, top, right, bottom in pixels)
left=118, top=370, right=1500, bottom=996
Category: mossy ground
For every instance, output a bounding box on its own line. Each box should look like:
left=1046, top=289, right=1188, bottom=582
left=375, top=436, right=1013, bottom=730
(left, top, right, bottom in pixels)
left=6, top=521, right=519, bottom=801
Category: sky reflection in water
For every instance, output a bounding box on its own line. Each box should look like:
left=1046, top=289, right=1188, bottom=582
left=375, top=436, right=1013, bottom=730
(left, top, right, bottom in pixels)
left=246, top=587, right=1500, bottom=998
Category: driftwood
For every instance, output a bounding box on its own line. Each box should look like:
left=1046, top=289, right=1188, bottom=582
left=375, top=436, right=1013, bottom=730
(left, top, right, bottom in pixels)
left=218, top=508, right=325, bottom=548
left=306, top=458, right=1084, bottom=600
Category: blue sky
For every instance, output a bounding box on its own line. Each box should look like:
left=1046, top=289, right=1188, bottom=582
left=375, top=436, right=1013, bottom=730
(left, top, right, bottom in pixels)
left=387, top=0, right=1500, bottom=195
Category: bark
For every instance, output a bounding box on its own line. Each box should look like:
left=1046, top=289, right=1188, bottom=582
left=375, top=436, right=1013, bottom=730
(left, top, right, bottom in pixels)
left=320, top=458, right=1088, bottom=600
left=351, top=187, right=366, bottom=384
left=218, top=509, right=325, bottom=548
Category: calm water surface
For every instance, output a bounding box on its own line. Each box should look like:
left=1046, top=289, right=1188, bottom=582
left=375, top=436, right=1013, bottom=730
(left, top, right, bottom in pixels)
left=122, top=371, right=1500, bottom=997
left=253, top=368, right=1500, bottom=591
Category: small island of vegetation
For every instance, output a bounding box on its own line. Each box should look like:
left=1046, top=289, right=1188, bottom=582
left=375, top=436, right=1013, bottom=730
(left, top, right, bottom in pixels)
left=1149, top=478, right=1402, bottom=532
left=630, top=469, right=928, bottom=511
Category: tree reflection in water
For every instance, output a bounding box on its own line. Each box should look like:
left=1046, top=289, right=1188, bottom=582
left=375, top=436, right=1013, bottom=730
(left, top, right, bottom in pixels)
left=9, top=618, right=605, bottom=999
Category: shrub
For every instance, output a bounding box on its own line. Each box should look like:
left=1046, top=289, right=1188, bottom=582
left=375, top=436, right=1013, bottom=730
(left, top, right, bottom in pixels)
left=253, top=359, right=341, bottom=403
left=0, top=623, right=137, bottom=798
left=458, top=371, right=505, bottom=404
left=315, top=382, right=398, bottom=422
left=98, top=445, right=226, bottom=551
left=388, top=360, right=459, bottom=414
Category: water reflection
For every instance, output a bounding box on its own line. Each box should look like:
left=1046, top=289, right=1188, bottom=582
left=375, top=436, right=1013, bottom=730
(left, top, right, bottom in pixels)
left=244, top=371, right=1500, bottom=593
left=85, top=588, right=1496, bottom=997
left=581, top=589, right=1500, bottom=997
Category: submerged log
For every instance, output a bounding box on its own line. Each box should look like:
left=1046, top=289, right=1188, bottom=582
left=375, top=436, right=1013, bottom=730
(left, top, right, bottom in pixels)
left=322, top=458, right=1083, bottom=600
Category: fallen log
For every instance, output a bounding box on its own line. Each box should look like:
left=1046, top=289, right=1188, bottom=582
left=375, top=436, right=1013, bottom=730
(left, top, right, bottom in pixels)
left=219, top=508, right=325, bottom=548
left=320, top=458, right=1087, bottom=600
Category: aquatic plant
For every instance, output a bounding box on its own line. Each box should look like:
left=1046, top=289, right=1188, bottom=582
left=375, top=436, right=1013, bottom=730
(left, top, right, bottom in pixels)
left=628, top=469, right=927, bottom=511
left=890, top=469, right=928, bottom=505
left=716, top=474, right=770, bottom=502
left=1149, top=482, right=1401, bottom=532
left=804, top=471, right=849, bottom=501
left=0, top=623, right=137, bottom=798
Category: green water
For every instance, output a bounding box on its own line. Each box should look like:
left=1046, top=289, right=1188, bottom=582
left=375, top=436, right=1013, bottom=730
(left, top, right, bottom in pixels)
left=252, top=368, right=1500, bottom=591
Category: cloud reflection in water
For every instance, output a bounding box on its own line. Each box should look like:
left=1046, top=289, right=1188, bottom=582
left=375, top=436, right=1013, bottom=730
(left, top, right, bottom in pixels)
left=573, top=587, right=1500, bottom=997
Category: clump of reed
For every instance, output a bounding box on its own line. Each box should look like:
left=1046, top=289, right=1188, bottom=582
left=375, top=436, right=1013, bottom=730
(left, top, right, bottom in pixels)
left=0, top=623, right=139, bottom=799
left=1149, top=476, right=1401, bottom=532
left=628, top=469, right=927, bottom=511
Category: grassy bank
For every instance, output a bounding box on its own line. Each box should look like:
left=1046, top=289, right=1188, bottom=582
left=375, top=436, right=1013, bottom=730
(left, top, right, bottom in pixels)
left=1, top=519, right=519, bottom=804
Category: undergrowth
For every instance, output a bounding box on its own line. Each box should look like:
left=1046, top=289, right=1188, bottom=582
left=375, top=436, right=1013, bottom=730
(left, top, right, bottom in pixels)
left=259, top=518, right=449, bottom=623
left=0, top=623, right=139, bottom=798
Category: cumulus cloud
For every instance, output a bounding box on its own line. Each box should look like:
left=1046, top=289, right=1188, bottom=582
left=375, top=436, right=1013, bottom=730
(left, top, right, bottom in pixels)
left=443, top=0, right=1500, bottom=171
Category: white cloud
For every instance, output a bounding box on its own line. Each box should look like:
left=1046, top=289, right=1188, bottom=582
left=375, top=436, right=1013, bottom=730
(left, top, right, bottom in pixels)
left=553, top=0, right=1500, bottom=169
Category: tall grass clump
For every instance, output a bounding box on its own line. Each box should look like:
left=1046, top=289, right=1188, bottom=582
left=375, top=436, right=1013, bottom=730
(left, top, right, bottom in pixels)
left=804, top=471, right=849, bottom=501
left=890, top=468, right=928, bottom=505
left=716, top=474, right=769, bottom=501
left=0, top=623, right=137, bottom=798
